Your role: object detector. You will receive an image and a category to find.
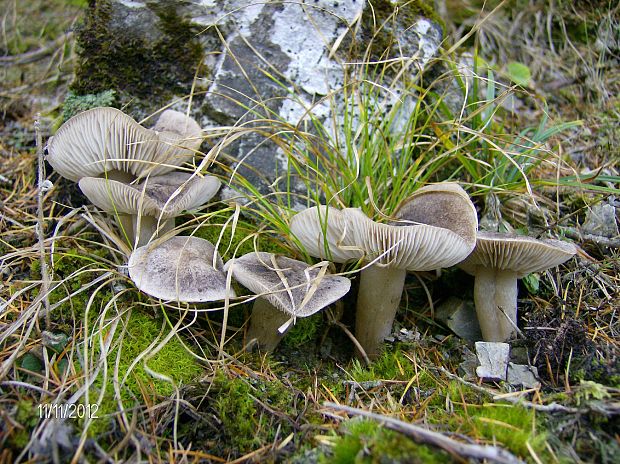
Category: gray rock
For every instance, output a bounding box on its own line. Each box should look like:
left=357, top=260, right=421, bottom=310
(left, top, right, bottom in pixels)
left=436, top=297, right=482, bottom=342
left=458, top=348, right=479, bottom=381
left=582, top=202, right=619, bottom=238
left=475, top=341, right=510, bottom=382
left=507, top=363, right=541, bottom=389
left=74, top=0, right=443, bottom=209
left=110, top=1, right=162, bottom=42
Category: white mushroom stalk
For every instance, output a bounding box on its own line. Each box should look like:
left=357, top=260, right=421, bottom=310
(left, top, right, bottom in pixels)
left=291, top=183, right=478, bottom=359
left=459, top=232, right=577, bottom=342
left=224, top=252, right=351, bottom=352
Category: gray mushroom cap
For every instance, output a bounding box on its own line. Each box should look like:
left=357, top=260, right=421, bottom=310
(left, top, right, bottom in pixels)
left=78, top=172, right=220, bottom=218
left=46, top=107, right=200, bottom=182
left=289, top=206, right=365, bottom=263
left=224, top=252, right=351, bottom=317
left=393, top=182, right=478, bottom=247
left=345, top=208, right=475, bottom=271
left=291, top=207, right=475, bottom=271
left=128, top=236, right=235, bottom=302
left=290, top=183, right=478, bottom=271
left=151, top=109, right=202, bottom=153
left=459, top=231, right=577, bottom=277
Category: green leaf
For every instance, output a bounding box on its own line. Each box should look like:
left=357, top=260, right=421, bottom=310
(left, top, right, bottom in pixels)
left=506, top=62, right=531, bottom=87
left=20, top=353, right=43, bottom=373
left=522, top=273, right=540, bottom=294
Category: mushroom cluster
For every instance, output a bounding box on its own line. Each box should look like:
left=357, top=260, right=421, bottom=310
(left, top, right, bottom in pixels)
left=47, top=107, right=220, bottom=247
left=291, top=183, right=479, bottom=358
left=128, top=240, right=352, bottom=351
left=48, top=107, right=579, bottom=359
left=290, top=183, right=578, bottom=355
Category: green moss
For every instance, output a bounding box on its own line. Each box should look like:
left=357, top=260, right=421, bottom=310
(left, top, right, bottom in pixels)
left=9, top=400, right=39, bottom=449
left=322, top=418, right=450, bottom=463
left=350, top=346, right=417, bottom=382
left=87, top=310, right=203, bottom=437
left=211, top=370, right=296, bottom=454
left=71, top=0, right=204, bottom=112
left=428, top=386, right=549, bottom=459
left=282, top=313, right=323, bottom=348
left=30, top=246, right=115, bottom=325
left=212, top=372, right=257, bottom=450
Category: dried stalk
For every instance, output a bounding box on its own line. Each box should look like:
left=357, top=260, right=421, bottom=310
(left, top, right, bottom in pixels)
left=35, top=114, right=51, bottom=326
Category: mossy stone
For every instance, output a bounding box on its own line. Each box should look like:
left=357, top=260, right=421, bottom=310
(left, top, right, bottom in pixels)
left=71, top=0, right=206, bottom=114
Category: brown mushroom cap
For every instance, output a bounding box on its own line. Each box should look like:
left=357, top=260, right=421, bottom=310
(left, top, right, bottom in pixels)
left=224, top=252, right=351, bottom=317
left=78, top=172, right=220, bottom=218
left=128, top=236, right=234, bottom=302
left=460, top=231, right=577, bottom=277
left=46, top=107, right=199, bottom=182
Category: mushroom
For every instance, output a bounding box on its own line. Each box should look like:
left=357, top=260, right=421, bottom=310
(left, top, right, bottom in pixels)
left=47, top=107, right=202, bottom=183
left=128, top=235, right=234, bottom=302
left=350, top=183, right=478, bottom=358
left=46, top=107, right=209, bottom=246
left=79, top=172, right=220, bottom=246
left=288, top=205, right=365, bottom=263
left=459, top=231, right=577, bottom=342
left=224, top=252, right=351, bottom=352
left=291, top=183, right=478, bottom=359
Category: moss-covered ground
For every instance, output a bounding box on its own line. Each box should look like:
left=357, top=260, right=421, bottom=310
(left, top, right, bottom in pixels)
left=1, top=1, right=619, bottom=463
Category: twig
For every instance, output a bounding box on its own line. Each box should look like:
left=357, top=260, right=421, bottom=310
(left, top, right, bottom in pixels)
left=435, top=367, right=579, bottom=413
left=0, top=380, right=52, bottom=396
left=35, top=113, right=51, bottom=326
left=323, top=402, right=525, bottom=464
left=562, top=227, right=620, bottom=249
left=329, top=318, right=371, bottom=365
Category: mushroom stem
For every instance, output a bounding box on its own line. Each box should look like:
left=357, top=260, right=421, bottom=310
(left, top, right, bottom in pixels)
left=133, top=215, right=175, bottom=247
left=245, top=298, right=292, bottom=352
left=97, top=170, right=138, bottom=245
left=355, top=265, right=407, bottom=359
left=473, top=267, right=519, bottom=342
left=117, top=213, right=136, bottom=245
left=103, top=169, right=134, bottom=184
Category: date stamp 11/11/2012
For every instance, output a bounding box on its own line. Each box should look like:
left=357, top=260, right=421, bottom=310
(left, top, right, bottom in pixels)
left=38, top=403, right=99, bottom=419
